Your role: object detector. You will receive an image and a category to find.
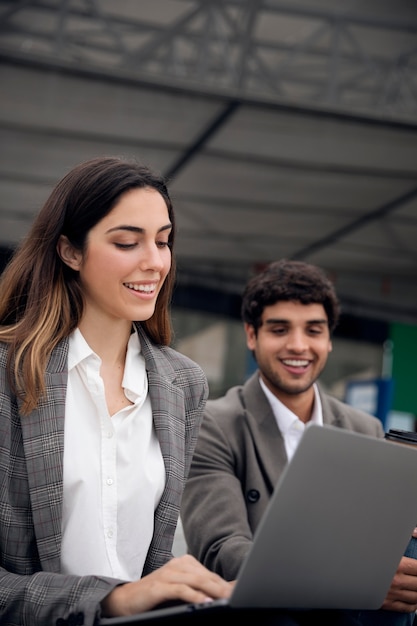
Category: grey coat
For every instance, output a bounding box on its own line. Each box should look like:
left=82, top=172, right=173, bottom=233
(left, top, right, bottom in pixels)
left=0, top=323, right=208, bottom=626
left=181, top=371, right=384, bottom=581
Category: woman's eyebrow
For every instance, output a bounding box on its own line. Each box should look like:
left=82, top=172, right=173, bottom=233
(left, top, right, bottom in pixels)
left=105, top=223, right=172, bottom=234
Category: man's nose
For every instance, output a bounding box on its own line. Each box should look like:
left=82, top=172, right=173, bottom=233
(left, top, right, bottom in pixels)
left=286, top=330, right=308, bottom=351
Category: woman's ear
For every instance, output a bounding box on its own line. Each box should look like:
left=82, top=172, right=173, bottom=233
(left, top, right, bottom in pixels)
left=57, top=235, right=82, bottom=271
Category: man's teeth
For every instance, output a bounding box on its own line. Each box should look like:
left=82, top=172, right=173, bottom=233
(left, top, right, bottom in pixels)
left=124, top=283, right=156, bottom=292
left=282, top=359, right=309, bottom=367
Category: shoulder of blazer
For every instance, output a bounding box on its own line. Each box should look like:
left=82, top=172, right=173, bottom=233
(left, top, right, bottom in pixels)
left=134, top=323, right=208, bottom=386
left=205, top=371, right=266, bottom=423
left=0, top=340, right=8, bottom=369
left=318, top=386, right=384, bottom=435
left=319, top=387, right=361, bottom=419
left=0, top=338, right=69, bottom=380
left=45, top=337, right=70, bottom=374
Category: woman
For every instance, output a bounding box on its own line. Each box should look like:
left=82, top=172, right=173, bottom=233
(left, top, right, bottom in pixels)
left=0, top=156, right=232, bottom=625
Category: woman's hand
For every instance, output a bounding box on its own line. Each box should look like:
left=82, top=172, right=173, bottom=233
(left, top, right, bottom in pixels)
left=101, top=554, right=234, bottom=617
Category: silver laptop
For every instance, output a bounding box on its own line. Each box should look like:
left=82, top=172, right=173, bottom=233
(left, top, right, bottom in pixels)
left=101, top=424, right=417, bottom=623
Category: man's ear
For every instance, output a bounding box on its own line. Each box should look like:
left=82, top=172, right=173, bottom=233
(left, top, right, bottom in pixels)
left=57, top=235, right=82, bottom=271
left=244, top=322, right=257, bottom=351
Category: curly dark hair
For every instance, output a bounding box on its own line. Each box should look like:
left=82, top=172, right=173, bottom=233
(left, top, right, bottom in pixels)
left=241, top=259, right=340, bottom=334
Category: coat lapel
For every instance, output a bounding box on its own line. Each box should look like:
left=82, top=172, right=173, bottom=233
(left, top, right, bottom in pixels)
left=242, top=372, right=289, bottom=490
left=136, top=325, right=185, bottom=472
left=135, top=326, right=186, bottom=563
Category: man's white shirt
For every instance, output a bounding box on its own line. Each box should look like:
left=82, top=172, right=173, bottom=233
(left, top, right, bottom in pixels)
left=259, top=377, right=323, bottom=461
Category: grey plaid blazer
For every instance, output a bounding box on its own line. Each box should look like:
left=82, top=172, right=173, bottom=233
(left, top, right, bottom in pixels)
left=0, top=323, right=208, bottom=626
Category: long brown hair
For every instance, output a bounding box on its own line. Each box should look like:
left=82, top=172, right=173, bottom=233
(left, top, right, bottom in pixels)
left=0, top=156, right=176, bottom=414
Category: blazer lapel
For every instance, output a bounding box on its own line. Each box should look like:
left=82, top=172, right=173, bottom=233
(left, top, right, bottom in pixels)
left=242, top=372, right=288, bottom=489
left=136, top=327, right=186, bottom=542
left=136, top=326, right=185, bottom=471
left=146, top=367, right=185, bottom=485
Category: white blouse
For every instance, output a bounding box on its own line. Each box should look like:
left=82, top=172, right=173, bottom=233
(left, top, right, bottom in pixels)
left=60, top=328, right=165, bottom=580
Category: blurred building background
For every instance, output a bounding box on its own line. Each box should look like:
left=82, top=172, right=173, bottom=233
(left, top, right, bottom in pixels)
left=1, top=0, right=417, bottom=430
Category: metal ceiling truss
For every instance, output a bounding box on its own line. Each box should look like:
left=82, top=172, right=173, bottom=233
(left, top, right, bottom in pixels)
left=1, top=0, right=417, bottom=327
left=0, top=0, right=416, bottom=122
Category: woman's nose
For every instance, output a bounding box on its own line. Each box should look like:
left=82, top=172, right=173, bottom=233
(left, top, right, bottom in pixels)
left=139, top=243, right=165, bottom=271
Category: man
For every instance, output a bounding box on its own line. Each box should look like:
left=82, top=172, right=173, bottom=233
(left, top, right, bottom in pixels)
left=181, top=259, right=417, bottom=625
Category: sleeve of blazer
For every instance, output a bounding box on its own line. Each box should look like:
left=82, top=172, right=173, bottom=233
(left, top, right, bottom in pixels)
left=181, top=389, right=254, bottom=581
left=0, top=568, right=123, bottom=626
left=175, top=350, right=210, bottom=483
